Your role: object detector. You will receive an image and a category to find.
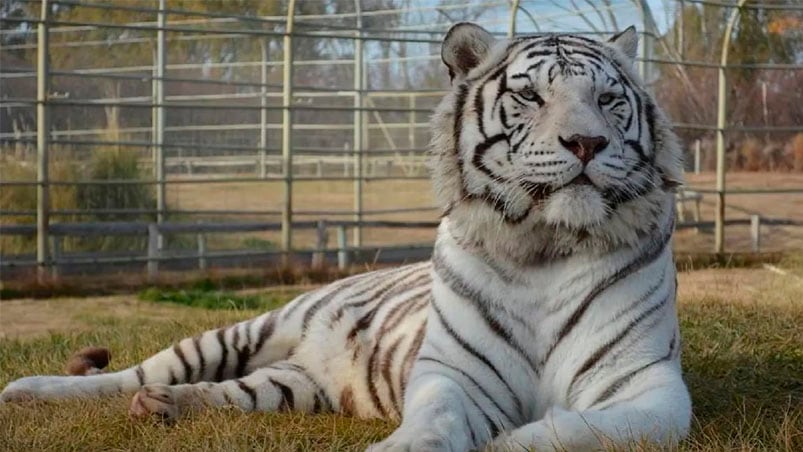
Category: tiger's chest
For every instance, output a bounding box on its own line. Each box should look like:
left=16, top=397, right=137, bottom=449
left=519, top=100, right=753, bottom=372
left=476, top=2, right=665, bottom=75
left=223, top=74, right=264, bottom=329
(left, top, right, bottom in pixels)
left=423, top=231, right=675, bottom=421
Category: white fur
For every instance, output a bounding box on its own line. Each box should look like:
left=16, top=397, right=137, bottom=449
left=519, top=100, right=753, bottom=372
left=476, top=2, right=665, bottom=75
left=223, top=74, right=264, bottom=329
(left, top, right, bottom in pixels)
left=370, top=23, right=689, bottom=451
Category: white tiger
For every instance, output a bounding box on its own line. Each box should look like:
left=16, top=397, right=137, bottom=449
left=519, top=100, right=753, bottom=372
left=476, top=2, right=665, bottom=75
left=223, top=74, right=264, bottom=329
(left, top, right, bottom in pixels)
left=1, top=23, right=690, bottom=451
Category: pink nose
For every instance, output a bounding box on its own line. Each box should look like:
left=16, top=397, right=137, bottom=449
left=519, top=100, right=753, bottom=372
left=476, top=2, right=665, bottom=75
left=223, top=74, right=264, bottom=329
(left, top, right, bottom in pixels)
left=559, top=134, right=609, bottom=165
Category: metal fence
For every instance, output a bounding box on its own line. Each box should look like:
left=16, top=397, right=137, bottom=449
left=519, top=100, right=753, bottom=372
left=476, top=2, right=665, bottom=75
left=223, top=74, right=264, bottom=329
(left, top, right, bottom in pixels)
left=1, top=0, right=802, bottom=281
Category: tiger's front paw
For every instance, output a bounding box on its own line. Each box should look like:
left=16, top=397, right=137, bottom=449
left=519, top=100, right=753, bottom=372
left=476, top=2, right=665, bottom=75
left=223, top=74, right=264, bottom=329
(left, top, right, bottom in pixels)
left=367, top=431, right=452, bottom=452
left=485, top=434, right=531, bottom=452
left=485, top=422, right=556, bottom=452
left=129, top=384, right=180, bottom=422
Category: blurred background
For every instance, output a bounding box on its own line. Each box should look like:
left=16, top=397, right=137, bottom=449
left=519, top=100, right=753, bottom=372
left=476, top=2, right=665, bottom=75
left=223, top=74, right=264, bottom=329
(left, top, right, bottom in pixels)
left=1, top=0, right=801, bottom=282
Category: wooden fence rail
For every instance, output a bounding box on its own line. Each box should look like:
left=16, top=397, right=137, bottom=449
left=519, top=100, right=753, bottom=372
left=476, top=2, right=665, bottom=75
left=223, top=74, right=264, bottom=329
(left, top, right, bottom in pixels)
left=2, top=215, right=800, bottom=281
left=0, top=219, right=439, bottom=279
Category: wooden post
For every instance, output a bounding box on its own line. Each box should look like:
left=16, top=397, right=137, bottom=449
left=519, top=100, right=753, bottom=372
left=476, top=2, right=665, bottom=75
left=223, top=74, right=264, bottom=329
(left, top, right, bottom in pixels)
left=147, top=223, right=160, bottom=279
left=337, top=225, right=349, bottom=270
left=750, top=215, right=761, bottom=253
left=50, top=235, right=61, bottom=280
left=197, top=231, right=207, bottom=271
left=343, top=143, right=349, bottom=176
left=408, top=94, right=416, bottom=151
left=312, top=220, right=327, bottom=268
left=408, top=94, right=416, bottom=176
left=675, top=190, right=686, bottom=223
left=694, top=139, right=701, bottom=174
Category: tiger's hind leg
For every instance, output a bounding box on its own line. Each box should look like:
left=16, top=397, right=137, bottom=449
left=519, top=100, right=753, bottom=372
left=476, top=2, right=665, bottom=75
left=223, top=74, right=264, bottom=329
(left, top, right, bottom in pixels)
left=129, top=361, right=330, bottom=422
left=0, top=309, right=296, bottom=403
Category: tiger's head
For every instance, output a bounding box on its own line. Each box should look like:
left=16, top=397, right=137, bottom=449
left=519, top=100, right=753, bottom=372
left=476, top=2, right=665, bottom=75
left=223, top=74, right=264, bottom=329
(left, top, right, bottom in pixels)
left=430, top=23, right=683, bottom=263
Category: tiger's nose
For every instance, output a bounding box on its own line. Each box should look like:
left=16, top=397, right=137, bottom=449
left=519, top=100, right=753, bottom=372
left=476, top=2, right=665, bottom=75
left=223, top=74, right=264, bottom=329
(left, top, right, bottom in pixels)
left=559, top=134, right=609, bottom=165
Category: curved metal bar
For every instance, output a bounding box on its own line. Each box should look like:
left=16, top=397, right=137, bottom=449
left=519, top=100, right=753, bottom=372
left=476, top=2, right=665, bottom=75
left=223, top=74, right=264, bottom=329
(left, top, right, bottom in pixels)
left=281, top=0, right=297, bottom=258
left=714, top=0, right=749, bottom=253
left=37, top=0, right=51, bottom=282
left=353, top=0, right=364, bottom=248
left=508, top=0, right=520, bottom=37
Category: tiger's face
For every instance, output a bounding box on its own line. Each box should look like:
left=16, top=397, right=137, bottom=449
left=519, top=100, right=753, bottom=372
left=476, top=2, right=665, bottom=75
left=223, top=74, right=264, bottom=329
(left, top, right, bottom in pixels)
left=431, top=23, right=682, bottom=250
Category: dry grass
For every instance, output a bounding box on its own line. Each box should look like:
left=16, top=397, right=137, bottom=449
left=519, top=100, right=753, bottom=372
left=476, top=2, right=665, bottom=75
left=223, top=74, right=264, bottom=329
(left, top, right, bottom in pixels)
left=1, top=264, right=802, bottom=451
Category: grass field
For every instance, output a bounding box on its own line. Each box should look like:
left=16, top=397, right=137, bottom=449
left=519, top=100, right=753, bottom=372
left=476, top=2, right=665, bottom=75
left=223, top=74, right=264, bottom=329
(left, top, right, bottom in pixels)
left=1, top=264, right=802, bottom=451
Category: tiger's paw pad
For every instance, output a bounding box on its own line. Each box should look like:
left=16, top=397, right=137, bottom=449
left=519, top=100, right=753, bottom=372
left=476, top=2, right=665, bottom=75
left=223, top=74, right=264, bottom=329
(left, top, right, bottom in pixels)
left=129, top=384, right=179, bottom=422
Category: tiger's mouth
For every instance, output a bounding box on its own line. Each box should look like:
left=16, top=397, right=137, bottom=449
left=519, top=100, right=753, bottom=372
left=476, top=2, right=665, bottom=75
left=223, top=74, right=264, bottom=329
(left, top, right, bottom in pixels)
left=556, top=173, right=599, bottom=191
left=520, top=181, right=553, bottom=202
left=570, top=174, right=593, bottom=186
left=518, top=172, right=599, bottom=202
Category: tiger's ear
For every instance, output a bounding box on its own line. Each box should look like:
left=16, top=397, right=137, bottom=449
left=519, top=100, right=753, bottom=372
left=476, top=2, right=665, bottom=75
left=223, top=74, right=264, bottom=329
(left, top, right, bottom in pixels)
left=442, top=23, right=495, bottom=81
left=608, top=26, right=638, bottom=61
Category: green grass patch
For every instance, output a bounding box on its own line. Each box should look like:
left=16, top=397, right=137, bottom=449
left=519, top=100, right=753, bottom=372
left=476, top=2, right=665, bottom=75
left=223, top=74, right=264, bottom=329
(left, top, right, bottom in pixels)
left=1, top=264, right=355, bottom=300
left=138, top=281, right=300, bottom=311
left=242, top=237, right=278, bottom=250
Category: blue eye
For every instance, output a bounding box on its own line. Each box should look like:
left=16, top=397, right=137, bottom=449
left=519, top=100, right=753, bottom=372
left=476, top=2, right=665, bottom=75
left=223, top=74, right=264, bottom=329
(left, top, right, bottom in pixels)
left=598, top=93, right=617, bottom=105
left=517, top=88, right=544, bottom=105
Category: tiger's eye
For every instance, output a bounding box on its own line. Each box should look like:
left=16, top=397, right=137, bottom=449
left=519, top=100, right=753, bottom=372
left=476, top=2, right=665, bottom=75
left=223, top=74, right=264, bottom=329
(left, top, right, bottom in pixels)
left=598, top=93, right=616, bottom=105
left=518, top=88, right=543, bottom=105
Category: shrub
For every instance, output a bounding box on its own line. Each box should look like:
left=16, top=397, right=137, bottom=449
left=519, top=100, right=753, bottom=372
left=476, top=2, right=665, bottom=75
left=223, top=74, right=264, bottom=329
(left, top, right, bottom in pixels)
left=75, top=148, right=156, bottom=252
left=1, top=145, right=156, bottom=255
left=739, top=137, right=763, bottom=171
left=0, top=153, right=79, bottom=254
left=75, top=148, right=154, bottom=222
left=762, top=142, right=787, bottom=171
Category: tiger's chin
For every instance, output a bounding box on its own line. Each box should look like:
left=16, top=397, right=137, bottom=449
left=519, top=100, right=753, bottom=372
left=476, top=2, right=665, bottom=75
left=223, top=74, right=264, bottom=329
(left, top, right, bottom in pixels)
left=542, top=185, right=608, bottom=229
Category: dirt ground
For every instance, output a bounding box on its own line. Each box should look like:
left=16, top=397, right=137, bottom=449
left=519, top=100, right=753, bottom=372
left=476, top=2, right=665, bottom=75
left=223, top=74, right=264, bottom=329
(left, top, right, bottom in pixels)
left=676, top=172, right=803, bottom=252
left=0, top=295, right=191, bottom=340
